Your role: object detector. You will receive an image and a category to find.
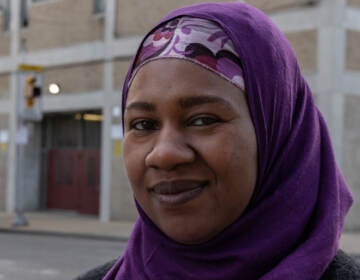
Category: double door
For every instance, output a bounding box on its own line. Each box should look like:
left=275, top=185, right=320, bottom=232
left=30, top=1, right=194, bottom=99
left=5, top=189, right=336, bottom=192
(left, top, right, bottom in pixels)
left=46, top=149, right=100, bottom=215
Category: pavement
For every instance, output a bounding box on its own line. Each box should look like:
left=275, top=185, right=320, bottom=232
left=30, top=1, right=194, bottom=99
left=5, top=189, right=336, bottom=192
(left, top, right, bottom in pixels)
left=1, top=210, right=360, bottom=255
left=0, top=210, right=135, bottom=241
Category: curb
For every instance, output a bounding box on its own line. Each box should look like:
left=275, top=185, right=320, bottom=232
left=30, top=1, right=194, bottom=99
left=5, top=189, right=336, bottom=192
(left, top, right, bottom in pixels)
left=0, top=228, right=128, bottom=242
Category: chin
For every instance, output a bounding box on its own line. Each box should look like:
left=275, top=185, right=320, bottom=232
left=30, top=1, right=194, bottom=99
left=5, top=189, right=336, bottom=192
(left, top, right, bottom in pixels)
left=161, top=223, right=218, bottom=245
left=168, top=232, right=209, bottom=245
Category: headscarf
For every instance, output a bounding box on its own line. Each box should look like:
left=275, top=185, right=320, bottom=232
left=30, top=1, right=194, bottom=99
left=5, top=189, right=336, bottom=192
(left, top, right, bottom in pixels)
left=128, top=17, right=245, bottom=92
left=105, top=2, right=353, bottom=279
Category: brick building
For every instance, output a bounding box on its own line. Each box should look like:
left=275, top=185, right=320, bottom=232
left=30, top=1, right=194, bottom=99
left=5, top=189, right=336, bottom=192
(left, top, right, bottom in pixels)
left=0, top=0, right=359, bottom=228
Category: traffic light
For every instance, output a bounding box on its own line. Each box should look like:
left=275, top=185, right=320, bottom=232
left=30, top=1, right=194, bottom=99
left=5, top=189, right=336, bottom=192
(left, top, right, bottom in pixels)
left=23, top=75, right=41, bottom=108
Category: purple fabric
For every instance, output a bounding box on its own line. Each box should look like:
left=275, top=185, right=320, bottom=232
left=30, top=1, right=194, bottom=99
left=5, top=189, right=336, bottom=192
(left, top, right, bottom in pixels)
left=105, top=2, right=353, bottom=279
left=129, top=17, right=245, bottom=92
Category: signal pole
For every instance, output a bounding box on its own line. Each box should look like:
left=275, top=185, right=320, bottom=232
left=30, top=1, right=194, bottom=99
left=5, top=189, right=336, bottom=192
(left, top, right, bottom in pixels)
left=12, top=64, right=43, bottom=227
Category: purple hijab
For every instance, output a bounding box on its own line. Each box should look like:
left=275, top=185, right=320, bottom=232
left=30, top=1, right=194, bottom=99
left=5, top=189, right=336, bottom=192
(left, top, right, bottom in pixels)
left=105, top=2, right=353, bottom=279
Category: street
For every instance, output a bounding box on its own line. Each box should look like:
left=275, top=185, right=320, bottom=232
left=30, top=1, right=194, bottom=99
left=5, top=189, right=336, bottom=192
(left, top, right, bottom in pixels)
left=0, top=232, right=126, bottom=280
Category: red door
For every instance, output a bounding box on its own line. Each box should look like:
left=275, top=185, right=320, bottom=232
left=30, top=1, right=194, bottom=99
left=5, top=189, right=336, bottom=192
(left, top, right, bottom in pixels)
left=77, top=150, right=100, bottom=215
left=47, top=149, right=100, bottom=215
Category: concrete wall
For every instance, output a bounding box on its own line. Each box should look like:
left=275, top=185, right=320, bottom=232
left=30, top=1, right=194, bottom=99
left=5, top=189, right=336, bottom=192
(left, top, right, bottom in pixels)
left=0, top=9, right=6, bottom=31
left=0, top=32, right=10, bottom=57
left=21, top=0, right=103, bottom=51
left=285, top=30, right=318, bottom=72
left=346, top=30, right=360, bottom=71
left=112, top=58, right=136, bottom=220
left=344, top=29, right=360, bottom=229
left=344, top=95, right=360, bottom=230
left=113, top=58, right=132, bottom=90
left=346, top=40, right=359, bottom=201
left=114, top=0, right=316, bottom=37
left=115, top=0, right=230, bottom=37
left=246, top=0, right=315, bottom=11
left=0, top=10, right=10, bottom=57
left=0, top=73, right=9, bottom=99
left=110, top=108, right=137, bottom=221
left=42, top=62, right=103, bottom=95
left=110, top=155, right=137, bottom=221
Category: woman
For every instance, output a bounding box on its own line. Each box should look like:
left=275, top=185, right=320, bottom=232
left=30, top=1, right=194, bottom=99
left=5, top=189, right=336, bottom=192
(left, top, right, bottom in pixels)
left=99, top=2, right=358, bottom=279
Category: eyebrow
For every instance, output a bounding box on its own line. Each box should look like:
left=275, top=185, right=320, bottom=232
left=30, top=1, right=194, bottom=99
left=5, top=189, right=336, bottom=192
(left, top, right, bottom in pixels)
left=179, top=95, right=233, bottom=109
left=125, top=95, right=233, bottom=112
left=125, top=101, right=156, bottom=112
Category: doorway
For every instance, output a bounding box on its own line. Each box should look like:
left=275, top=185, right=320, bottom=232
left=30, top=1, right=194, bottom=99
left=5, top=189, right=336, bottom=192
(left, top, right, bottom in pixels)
left=41, top=111, right=101, bottom=215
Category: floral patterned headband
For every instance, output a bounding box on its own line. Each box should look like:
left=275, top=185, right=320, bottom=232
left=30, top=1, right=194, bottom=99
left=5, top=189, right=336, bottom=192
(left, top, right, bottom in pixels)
left=129, top=16, right=245, bottom=92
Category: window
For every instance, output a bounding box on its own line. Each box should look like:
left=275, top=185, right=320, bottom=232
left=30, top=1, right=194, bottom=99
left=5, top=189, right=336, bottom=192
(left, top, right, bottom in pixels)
left=93, top=0, right=105, bottom=15
left=0, top=0, right=9, bottom=31
left=20, top=0, right=28, bottom=27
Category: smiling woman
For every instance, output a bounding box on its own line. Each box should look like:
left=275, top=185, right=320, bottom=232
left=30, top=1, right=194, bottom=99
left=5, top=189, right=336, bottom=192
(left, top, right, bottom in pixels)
left=95, top=2, right=358, bottom=280
left=124, top=59, right=257, bottom=245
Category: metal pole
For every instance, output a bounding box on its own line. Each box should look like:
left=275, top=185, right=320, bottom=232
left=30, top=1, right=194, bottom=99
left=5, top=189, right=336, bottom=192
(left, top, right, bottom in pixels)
left=12, top=121, right=29, bottom=227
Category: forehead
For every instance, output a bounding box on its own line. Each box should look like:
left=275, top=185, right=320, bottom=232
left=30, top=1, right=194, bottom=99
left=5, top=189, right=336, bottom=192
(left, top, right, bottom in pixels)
left=127, top=59, right=245, bottom=106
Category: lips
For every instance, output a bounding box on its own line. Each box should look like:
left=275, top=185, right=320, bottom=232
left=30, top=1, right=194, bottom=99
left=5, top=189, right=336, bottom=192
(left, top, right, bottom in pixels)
left=150, top=180, right=207, bottom=206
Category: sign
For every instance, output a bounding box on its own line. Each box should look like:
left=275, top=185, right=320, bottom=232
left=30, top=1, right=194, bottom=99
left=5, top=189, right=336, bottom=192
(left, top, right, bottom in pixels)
left=15, top=125, right=29, bottom=145
left=18, top=64, right=44, bottom=72
left=0, top=130, right=8, bottom=151
left=111, top=124, right=122, bottom=140
left=113, top=140, right=122, bottom=157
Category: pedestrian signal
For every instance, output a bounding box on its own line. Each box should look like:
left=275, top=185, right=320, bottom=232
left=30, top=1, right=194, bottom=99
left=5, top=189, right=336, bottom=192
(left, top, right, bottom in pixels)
left=23, top=75, right=41, bottom=108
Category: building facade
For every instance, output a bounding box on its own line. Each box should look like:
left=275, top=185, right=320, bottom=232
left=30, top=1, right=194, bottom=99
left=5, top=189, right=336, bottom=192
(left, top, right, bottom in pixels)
left=0, top=0, right=359, bottom=228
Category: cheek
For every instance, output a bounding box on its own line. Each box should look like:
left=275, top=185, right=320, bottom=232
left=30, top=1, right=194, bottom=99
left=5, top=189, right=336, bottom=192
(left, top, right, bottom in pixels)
left=224, top=130, right=257, bottom=203
left=203, top=127, right=257, bottom=198
left=197, top=130, right=241, bottom=173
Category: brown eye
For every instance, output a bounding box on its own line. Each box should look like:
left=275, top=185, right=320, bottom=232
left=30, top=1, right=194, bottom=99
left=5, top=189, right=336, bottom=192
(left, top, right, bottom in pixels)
left=131, top=119, right=158, bottom=131
left=190, top=116, right=219, bottom=127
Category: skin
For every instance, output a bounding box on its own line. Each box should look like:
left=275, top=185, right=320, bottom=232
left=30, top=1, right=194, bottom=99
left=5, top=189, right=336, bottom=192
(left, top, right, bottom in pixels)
left=123, top=59, right=258, bottom=245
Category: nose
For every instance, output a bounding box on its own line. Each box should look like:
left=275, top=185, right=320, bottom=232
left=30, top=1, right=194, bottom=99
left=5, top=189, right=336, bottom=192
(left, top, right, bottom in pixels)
left=145, top=126, right=195, bottom=170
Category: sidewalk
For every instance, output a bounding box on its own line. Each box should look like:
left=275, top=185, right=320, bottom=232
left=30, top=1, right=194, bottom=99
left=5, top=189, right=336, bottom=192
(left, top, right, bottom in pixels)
left=1, top=210, right=360, bottom=255
left=0, top=210, right=135, bottom=241
left=340, top=231, right=360, bottom=255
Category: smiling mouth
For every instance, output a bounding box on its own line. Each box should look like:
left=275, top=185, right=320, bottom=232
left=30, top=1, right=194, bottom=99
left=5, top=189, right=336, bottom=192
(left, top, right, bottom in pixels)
left=150, top=180, right=207, bottom=206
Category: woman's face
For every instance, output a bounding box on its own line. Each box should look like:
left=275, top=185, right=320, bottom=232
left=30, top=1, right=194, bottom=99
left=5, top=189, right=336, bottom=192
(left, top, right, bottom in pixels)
left=123, top=59, right=258, bottom=244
